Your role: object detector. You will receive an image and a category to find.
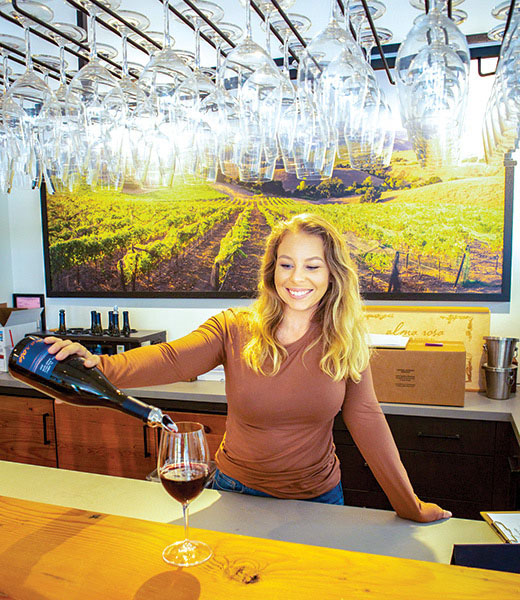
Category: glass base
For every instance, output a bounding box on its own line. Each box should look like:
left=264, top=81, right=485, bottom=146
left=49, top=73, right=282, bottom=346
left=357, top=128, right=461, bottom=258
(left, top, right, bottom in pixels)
left=162, top=539, right=213, bottom=567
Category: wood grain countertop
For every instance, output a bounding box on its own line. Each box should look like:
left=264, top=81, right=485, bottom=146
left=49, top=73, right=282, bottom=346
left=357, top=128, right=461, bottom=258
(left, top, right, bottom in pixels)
left=1, top=494, right=519, bottom=600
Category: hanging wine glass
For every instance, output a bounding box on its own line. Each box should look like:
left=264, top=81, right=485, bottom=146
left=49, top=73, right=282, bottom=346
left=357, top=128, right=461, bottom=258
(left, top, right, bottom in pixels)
left=173, top=0, right=223, bottom=183
left=0, top=43, right=21, bottom=193
left=0, top=0, right=56, bottom=191
left=138, top=0, right=192, bottom=188
left=66, top=0, right=126, bottom=192
left=396, top=0, right=470, bottom=168
left=199, top=22, right=243, bottom=179
left=270, top=13, right=311, bottom=174
left=40, top=22, right=86, bottom=193
left=105, top=10, right=153, bottom=189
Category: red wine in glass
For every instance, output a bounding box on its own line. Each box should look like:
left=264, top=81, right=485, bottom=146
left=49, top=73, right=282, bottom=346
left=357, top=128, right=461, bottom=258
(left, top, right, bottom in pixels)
left=159, top=462, right=211, bottom=504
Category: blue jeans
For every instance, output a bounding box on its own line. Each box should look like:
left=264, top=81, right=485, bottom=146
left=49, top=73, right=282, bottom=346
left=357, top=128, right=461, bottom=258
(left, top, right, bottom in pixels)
left=210, top=468, right=344, bottom=505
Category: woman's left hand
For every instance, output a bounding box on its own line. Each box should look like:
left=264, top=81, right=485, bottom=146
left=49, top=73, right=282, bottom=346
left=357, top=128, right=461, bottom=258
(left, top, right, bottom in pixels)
left=409, top=499, right=452, bottom=522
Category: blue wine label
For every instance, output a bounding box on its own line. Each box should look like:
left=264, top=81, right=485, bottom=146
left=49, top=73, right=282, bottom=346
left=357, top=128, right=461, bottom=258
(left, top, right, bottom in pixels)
left=15, top=339, right=58, bottom=380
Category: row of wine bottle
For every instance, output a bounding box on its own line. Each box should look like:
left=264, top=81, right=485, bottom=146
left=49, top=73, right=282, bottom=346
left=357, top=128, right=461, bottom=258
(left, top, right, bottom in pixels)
left=58, top=308, right=132, bottom=337
left=8, top=335, right=177, bottom=432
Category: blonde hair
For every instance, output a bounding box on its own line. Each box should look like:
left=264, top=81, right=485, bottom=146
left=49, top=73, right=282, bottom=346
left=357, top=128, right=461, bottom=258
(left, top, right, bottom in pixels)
left=243, top=213, right=370, bottom=382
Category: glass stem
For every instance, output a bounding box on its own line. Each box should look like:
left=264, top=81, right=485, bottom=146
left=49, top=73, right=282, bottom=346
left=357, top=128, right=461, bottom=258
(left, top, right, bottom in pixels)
left=59, top=43, right=66, bottom=85
left=245, top=0, right=252, bottom=39
left=183, top=503, right=190, bottom=541
left=265, top=12, right=271, bottom=56
left=88, top=10, right=97, bottom=60
left=25, top=26, right=33, bottom=71
left=163, top=0, right=171, bottom=49
left=329, top=0, right=338, bottom=23
left=215, top=40, right=222, bottom=86
left=283, top=34, right=289, bottom=76
left=195, top=17, right=201, bottom=71
left=2, top=52, right=8, bottom=92
left=122, top=30, right=128, bottom=77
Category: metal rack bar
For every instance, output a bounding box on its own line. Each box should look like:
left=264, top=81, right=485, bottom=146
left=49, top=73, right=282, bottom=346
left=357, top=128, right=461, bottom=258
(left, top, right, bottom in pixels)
left=65, top=0, right=160, bottom=55
left=251, top=1, right=299, bottom=64
left=359, top=0, right=395, bottom=84
left=181, top=0, right=235, bottom=55
left=0, top=41, right=62, bottom=82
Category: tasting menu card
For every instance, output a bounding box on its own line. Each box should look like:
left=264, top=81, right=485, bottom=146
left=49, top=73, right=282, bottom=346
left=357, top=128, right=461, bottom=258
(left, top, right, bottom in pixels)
left=481, top=511, right=520, bottom=543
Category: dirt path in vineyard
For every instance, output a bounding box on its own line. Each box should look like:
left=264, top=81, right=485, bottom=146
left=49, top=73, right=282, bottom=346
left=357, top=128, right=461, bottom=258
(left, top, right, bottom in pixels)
left=219, top=207, right=271, bottom=293
left=144, top=216, right=238, bottom=292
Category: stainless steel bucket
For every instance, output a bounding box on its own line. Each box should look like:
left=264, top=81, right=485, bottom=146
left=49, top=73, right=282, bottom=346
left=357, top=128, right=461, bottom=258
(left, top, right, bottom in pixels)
left=483, top=364, right=517, bottom=400
left=483, top=336, right=518, bottom=368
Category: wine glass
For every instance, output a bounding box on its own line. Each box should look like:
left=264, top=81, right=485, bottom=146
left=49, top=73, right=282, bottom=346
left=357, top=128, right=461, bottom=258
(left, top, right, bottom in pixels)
left=0, top=1, right=56, bottom=190
left=158, top=422, right=214, bottom=567
left=105, top=10, right=152, bottom=187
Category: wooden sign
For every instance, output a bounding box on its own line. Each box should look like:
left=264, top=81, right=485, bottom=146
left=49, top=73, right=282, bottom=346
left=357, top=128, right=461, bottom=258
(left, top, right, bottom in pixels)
left=365, top=306, right=490, bottom=391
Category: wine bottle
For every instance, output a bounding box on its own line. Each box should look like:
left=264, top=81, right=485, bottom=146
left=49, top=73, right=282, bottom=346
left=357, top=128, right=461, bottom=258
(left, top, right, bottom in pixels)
left=112, top=307, right=121, bottom=337
left=8, top=336, right=177, bottom=432
left=121, top=311, right=131, bottom=337
left=90, top=310, right=97, bottom=335
left=95, top=312, right=103, bottom=335
left=107, top=311, right=114, bottom=335
left=58, top=309, right=67, bottom=334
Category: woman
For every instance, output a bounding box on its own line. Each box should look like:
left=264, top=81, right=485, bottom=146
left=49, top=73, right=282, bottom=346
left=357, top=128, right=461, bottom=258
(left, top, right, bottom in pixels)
left=46, top=213, right=451, bottom=522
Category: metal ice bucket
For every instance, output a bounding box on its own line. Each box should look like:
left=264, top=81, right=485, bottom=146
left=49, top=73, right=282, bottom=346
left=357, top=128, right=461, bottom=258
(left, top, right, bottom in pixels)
left=483, top=336, right=518, bottom=368
left=483, top=364, right=517, bottom=400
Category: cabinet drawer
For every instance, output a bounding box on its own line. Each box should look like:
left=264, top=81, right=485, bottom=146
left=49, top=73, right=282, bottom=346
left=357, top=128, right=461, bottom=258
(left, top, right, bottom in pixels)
left=0, top=395, right=57, bottom=467
left=55, top=403, right=156, bottom=479
left=387, top=415, right=496, bottom=456
left=400, top=449, right=494, bottom=504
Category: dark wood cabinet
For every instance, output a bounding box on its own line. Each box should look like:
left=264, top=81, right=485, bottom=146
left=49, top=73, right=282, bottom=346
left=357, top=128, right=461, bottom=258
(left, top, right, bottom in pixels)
left=334, top=414, right=520, bottom=519
left=0, top=395, right=57, bottom=467
left=54, top=403, right=156, bottom=479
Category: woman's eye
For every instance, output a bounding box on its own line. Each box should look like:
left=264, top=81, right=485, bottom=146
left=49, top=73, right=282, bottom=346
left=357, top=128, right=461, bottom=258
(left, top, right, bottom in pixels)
left=279, top=263, right=293, bottom=269
left=306, top=265, right=319, bottom=270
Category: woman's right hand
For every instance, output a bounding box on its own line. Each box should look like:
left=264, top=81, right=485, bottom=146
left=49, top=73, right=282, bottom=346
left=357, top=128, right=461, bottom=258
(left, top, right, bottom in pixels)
left=44, top=336, right=101, bottom=368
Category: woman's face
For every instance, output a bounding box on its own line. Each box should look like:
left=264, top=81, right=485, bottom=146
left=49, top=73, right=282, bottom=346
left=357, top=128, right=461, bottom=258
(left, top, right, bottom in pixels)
left=274, top=231, right=330, bottom=318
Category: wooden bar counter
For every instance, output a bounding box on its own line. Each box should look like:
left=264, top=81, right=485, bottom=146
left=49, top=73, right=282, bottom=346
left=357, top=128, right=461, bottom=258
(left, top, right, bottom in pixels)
left=1, top=460, right=519, bottom=599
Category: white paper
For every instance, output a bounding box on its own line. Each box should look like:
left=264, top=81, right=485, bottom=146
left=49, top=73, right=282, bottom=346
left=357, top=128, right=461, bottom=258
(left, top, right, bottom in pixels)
left=485, top=513, right=520, bottom=543
left=368, top=333, right=409, bottom=349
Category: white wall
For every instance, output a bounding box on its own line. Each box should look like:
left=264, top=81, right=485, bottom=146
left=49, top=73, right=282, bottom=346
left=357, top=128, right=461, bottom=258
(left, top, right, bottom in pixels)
left=2, top=163, right=519, bottom=340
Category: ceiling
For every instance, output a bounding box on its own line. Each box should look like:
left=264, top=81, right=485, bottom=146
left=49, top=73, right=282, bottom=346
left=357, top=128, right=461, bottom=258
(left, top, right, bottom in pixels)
left=0, top=0, right=507, bottom=84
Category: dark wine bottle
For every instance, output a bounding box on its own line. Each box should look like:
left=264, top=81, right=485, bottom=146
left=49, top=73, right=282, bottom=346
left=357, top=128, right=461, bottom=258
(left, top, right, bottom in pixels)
left=8, top=336, right=177, bottom=432
left=112, top=307, right=121, bottom=337
left=58, top=309, right=67, bottom=334
left=107, top=311, right=114, bottom=335
left=90, top=310, right=97, bottom=335
left=96, top=312, right=103, bottom=335
left=121, top=311, right=131, bottom=337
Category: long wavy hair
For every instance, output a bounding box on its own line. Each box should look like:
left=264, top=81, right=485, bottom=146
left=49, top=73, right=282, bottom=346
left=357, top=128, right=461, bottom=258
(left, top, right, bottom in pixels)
left=242, top=213, right=370, bottom=382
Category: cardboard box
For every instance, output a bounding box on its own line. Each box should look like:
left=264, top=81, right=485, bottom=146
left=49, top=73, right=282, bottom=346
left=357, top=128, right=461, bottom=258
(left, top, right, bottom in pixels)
left=370, top=340, right=466, bottom=407
left=0, top=308, right=42, bottom=372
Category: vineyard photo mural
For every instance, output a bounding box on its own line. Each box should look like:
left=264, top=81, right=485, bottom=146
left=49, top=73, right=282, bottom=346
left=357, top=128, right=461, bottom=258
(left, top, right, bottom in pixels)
left=40, top=65, right=513, bottom=301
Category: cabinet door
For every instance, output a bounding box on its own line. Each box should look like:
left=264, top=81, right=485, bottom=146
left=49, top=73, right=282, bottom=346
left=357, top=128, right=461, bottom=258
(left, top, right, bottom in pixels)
left=164, top=411, right=226, bottom=459
left=0, top=395, right=57, bottom=467
left=55, top=403, right=156, bottom=479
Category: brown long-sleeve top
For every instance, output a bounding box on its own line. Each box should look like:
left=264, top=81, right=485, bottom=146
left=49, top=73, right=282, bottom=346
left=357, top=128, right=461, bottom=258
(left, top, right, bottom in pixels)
left=99, top=308, right=423, bottom=519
